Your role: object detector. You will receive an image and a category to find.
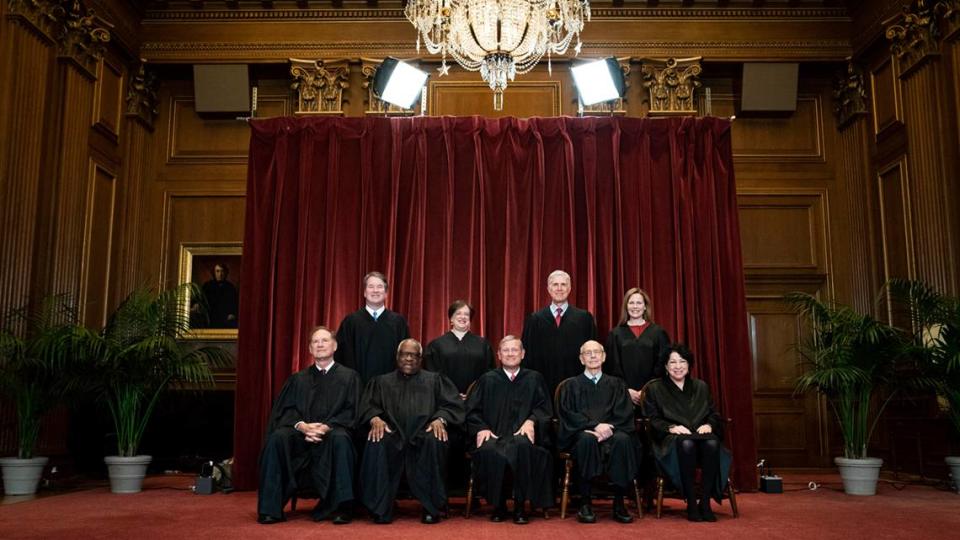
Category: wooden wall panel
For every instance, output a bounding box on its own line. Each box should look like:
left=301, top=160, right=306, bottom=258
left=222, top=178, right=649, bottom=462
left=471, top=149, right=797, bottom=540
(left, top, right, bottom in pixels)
left=737, top=192, right=828, bottom=274
left=877, top=159, right=914, bottom=288
left=871, top=57, right=902, bottom=136
left=429, top=80, right=562, bottom=117
left=167, top=95, right=288, bottom=164
left=80, top=162, right=117, bottom=328
left=94, top=57, right=124, bottom=139
left=712, top=95, right=824, bottom=162
left=161, top=193, right=246, bottom=288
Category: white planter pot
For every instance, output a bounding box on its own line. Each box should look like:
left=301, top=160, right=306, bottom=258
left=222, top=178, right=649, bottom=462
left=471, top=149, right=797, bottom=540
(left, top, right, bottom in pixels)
left=835, top=456, right=883, bottom=496
left=946, top=456, right=960, bottom=493
left=0, top=456, right=49, bottom=496
left=104, top=455, right=152, bottom=494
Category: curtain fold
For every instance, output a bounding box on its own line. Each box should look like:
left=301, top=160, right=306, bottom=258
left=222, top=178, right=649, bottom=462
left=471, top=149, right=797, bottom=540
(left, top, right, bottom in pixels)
left=235, top=116, right=756, bottom=491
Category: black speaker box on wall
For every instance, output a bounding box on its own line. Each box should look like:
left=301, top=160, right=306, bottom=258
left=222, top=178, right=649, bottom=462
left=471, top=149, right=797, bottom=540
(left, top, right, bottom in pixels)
left=741, top=63, right=799, bottom=112
left=193, top=64, right=250, bottom=114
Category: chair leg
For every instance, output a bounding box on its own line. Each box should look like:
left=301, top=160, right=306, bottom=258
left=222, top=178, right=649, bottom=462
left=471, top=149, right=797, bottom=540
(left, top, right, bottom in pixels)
left=727, top=481, right=739, bottom=518
left=632, top=479, right=643, bottom=518
left=465, top=474, right=474, bottom=518
left=655, top=477, right=664, bottom=519
left=560, top=459, right=572, bottom=519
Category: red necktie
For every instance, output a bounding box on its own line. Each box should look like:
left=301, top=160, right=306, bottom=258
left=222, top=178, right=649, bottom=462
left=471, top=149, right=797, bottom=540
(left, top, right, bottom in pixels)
left=509, top=372, right=516, bottom=382
left=555, top=307, right=562, bottom=327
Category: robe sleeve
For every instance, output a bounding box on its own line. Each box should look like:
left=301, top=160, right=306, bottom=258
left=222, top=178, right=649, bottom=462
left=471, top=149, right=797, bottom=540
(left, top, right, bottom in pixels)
left=605, top=330, right=625, bottom=379
left=558, top=379, right=593, bottom=435
left=267, top=374, right=304, bottom=434
left=653, top=327, right=670, bottom=378
left=422, top=340, right=440, bottom=373
left=642, top=383, right=675, bottom=436
left=702, top=381, right=725, bottom=439
left=327, top=371, right=363, bottom=431
left=358, top=376, right=386, bottom=428
left=464, top=376, right=489, bottom=437
left=529, top=373, right=554, bottom=447
left=433, top=372, right=466, bottom=427
left=335, top=316, right=354, bottom=369
left=609, top=378, right=636, bottom=433
left=484, top=340, right=495, bottom=370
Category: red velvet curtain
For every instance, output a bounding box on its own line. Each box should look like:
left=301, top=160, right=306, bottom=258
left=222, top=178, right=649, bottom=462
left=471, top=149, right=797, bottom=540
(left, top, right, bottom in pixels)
left=235, top=116, right=756, bottom=491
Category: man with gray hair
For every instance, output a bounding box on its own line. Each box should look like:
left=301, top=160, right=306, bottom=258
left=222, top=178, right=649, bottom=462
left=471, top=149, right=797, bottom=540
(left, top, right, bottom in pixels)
left=521, top=269, right=598, bottom=394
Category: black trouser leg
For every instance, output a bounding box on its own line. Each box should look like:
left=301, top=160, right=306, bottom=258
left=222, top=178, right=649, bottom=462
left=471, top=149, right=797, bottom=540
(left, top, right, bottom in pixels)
left=698, top=439, right=721, bottom=503
left=676, top=439, right=698, bottom=508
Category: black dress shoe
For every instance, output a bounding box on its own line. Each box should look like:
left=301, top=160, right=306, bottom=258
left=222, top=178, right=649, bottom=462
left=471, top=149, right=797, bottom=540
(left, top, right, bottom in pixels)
left=421, top=512, right=440, bottom=524
left=490, top=507, right=507, bottom=522
left=699, top=501, right=717, bottom=522
left=576, top=504, right=597, bottom=524
left=332, top=513, right=352, bottom=525
left=257, top=514, right=285, bottom=525
left=372, top=515, right=393, bottom=524
left=513, top=511, right=529, bottom=525
left=686, top=503, right=703, bottom=522
left=612, top=504, right=634, bottom=524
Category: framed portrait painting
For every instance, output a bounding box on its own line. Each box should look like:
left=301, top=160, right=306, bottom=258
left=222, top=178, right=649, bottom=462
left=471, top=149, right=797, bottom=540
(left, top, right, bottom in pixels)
left=178, top=242, right=242, bottom=340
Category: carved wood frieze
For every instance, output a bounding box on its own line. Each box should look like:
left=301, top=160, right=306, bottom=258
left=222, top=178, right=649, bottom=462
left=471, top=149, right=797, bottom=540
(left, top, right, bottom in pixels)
left=640, top=57, right=702, bottom=116
left=885, top=0, right=941, bottom=78
left=6, top=0, right=59, bottom=41
left=125, top=60, right=160, bottom=130
left=51, top=0, right=113, bottom=78
left=937, top=0, right=960, bottom=40
left=289, top=58, right=350, bottom=115
left=361, top=59, right=416, bottom=116
left=832, top=59, right=869, bottom=129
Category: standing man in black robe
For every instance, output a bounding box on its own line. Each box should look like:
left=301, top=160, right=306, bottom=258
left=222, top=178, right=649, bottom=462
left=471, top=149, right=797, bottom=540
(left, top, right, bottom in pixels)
left=557, top=340, right=638, bottom=524
left=257, top=326, right=362, bottom=525
left=465, top=335, right=553, bottom=524
left=521, top=269, right=597, bottom=394
left=358, top=339, right=465, bottom=524
left=336, top=271, right=410, bottom=384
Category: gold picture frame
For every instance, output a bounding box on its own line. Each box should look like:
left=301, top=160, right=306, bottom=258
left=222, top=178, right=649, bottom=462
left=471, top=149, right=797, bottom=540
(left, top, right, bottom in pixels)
left=178, top=241, right=243, bottom=340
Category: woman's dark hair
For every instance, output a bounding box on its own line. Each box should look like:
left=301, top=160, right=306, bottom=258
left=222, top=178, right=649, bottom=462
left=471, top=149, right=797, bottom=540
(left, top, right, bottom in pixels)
left=665, top=343, right=695, bottom=368
left=447, top=299, right=474, bottom=320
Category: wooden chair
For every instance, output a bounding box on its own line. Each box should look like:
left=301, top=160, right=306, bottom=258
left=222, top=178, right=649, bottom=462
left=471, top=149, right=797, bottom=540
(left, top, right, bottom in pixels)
left=554, top=378, right=643, bottom=520
left=636, top=381, right=739, bottom=519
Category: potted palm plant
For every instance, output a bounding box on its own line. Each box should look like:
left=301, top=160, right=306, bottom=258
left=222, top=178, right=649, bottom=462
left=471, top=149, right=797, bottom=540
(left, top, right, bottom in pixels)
left=0, top=296, right=79, bottom=495
left=787, top=291, right=905, bottom=495
left=68, top=284, right=230, bottom=494
left=886, top=279, right=960, bottom=492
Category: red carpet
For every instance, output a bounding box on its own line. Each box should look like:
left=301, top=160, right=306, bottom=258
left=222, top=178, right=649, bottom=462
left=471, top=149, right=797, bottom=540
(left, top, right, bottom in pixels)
left=1, top=473, right=958, bottom=539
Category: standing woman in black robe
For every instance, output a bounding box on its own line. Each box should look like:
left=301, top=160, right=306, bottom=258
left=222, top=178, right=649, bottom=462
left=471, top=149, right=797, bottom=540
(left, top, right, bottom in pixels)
left=423, top=300, right=495, bottom=398
left=642, top=344, right=731, bottom=522
left=605, top=288, right=670, bottom=408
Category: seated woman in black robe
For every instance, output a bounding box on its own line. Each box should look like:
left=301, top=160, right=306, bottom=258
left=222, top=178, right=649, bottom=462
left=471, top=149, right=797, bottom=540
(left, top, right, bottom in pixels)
left=605, top=288, right=670, bottom=407
left=642, top=344, right=731, bottom=522
left=424, top=300, right=495, bottom=398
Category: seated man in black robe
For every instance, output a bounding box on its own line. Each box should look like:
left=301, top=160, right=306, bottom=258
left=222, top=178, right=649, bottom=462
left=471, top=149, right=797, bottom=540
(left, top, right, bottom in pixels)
left=257, top=326, right=362, bottom=525
left=557, top=340, right=638, bottom=524
left=466, top=335, right=553, bottom=524
left=358, top=338, right=465, bottom=524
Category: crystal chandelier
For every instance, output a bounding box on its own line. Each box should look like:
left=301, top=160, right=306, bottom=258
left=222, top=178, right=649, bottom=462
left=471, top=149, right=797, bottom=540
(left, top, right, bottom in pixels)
left=405, top=0, right=591, bottom=110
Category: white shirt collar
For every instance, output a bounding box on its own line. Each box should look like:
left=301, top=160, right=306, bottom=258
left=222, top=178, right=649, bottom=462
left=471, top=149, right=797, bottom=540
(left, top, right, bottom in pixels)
left=551, top=302, right=569, bottom=316
left=451, top=329, right=468, bottom=340
left=503, top=367, right=520, bottom=379
left=315, top=360, right=335, bottom=373
left=365, top=305, right=383, bottom=318
left=583, top=369, right=602, bottom=382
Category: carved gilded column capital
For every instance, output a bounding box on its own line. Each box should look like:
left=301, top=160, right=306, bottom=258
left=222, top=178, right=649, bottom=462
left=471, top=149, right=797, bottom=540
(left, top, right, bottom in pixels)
left=832, top=59, right=869, bottom=129
left=361, top=59, right=417, bottom=116
left=639, top=56, right=702, bottom=116
left=290, top=58, right=350, bottom=115
left=935, top=0, right=960, bottom=40
left=50, top=0, right=112, bottom=79
left=885, top=0, right=941, bottom=77
left=6, top=0, right=59, bottom=41
left=579, top=59, right=631, bottom=117
left=125, top=60, right=159, bottom=131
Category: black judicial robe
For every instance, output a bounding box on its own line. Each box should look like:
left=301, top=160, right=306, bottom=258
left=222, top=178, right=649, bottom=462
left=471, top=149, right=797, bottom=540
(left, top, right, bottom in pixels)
left=465, top=368, right=554, bottom=509
left=358, top=369, right=466, bottom=519
left=424, top=331, right=495, bottom=394
left=557, top=373, right=638, bottom=487
left=257, top=363, right=362, bottom=520
left=605, top=322, right=670, bottom=391
left=641, top=377, right=732, bottom=500
left=521, top=305, right=597, bottom=394
left=335, top=308, right=410, bottom=384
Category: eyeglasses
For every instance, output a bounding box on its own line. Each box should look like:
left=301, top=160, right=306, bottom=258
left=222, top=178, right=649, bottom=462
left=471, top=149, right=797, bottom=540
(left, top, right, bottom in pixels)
left=580, top=349, right=604, bottom=357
